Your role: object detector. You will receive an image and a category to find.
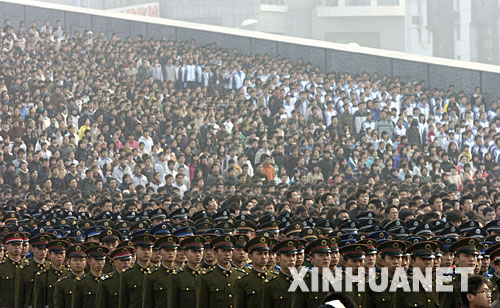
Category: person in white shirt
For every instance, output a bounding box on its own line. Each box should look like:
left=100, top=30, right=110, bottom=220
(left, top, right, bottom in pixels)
left=138, top=131, right=154, bottom=152
left=185, top=58, right=196, bottom=88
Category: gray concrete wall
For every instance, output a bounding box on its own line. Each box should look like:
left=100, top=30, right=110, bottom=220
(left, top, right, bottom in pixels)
left=2, top=0, right=500, bottom=102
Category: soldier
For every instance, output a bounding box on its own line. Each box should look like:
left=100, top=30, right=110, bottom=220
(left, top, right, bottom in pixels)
left=364, top=240, right=406, bottom=308
left=329, top=236, right=340, bottom=272
left=295, top=240, right=306, bottom=270
left=394, top=241, right=440, bottom=307
left=15, top=234, right=50, bottom=308
left=142, top=235, right=179, bottom=308
left=98, top=229, right=122, bottom=275
left=168, top=235, right=204, bottom=308
left=261, top=239, right=298, bottom=308
left=232, top=235, right=249, bottom=272
left=71, top=246, right=109, bottom=308
left=440, top=237, right=481, bottom=308
left=0, top=232, right=27, bottom=308
left=33, top=240, right=69, bottom=308
left=196, top=235, right=239, bottom=308
left=486, top=245, right=500, bottom=302
left=234, top=236, right=271, bottom=308
left=291, top=238, right=332, bottom=308
left=53, top=244, right=87, bottom=308
left=119, top=234, right=155, bottom=308
left=200, top=234, right=217, bottom=269
left=95, top=246, right=134, bottom=308
left=357, top=238, right=377, bottom=270
left=339, top=243, right=367, bottom=308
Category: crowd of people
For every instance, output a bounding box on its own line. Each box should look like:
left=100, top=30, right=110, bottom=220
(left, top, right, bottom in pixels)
left=0, top=16, right=500, bottom=308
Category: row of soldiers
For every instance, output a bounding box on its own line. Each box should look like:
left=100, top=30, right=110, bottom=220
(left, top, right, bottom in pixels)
left=0, top=221, right=498, bottom=308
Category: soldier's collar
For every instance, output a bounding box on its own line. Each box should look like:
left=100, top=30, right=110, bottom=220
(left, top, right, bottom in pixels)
left=217, top=263, right=231, bottom=271
left=161, top=262, right=175, bottom=270
left=186, top=264, right=200, bottom=272
left=8, top=256, right=21, bottom=263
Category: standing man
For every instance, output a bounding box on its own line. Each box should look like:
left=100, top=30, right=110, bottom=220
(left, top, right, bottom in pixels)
left=168, top=235, right=204, bottom=308
left=394, top=241, right=440, bottom=307
left=339, top=243, right=367, bottom=308
left=53, top=244, right=87, bottom=308
left=291, top=238, right=332, bottom=308
left=71, top=246, right=109, bottom=308
left=196, top=235, right=238, bottom=308
left=16, top=234, right=50, bottom=308
left=33, top=240, right=69, bottom=308
left=119, top=234, right=155, bottom=308
left=142, top=235, right=179, bottom=308
left=234, top=236, right=271, bottom=308
left=261, top=239, right=298, bottom=308
left=95, top=246, right=134, bottom=308
left=1, top=232, right=27, bottom=308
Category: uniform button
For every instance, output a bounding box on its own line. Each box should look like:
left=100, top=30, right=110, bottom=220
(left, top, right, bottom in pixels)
left=357, top=294, right=360, bottom=297
left=69, top=291, right=72, bottom=294
left=186, top=288, right=189, bottom=291
left=133, top=285, right=137, bottom=288
left=216, top=289, right=219, bottom=291
left=427, top=299, right=431, bottom=303
left=279, top=296, right=283, bottom=299
left=228, top=294, right=232, bottom=298
left=227, top=283, right=231, bottom=287
left=252, top=291, right=255, bottom=294
left=382, top=299, right=385, bottom=302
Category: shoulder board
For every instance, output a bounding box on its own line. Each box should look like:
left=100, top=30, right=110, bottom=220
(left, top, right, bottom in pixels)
left=234, top=267, right=246, bottom=273
left=57, top=276, right=68, bottom=282
left=202, top=268, right=213, bottom=275
left=237, top=272, right=249, bottom=280
left=37, top=269, right=47, bottom=275
left=101, top=275, right=109, bottom=280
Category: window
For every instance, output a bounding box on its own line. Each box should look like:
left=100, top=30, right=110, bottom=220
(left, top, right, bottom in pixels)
left=377, top=0, right=400, bottom=5
left=345, top=0, right=371, bottom=6
left=261, top=0, right=286, bottom=5
left=316, top=0, right=339, bottom=6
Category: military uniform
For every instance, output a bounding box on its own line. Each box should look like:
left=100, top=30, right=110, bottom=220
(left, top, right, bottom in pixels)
left=119, top=234, right=156, bottom=308
left=53, top=272, right=78, bottom=308
left=71, top=273, right=101, bottom=308
left=196, top=235, right=239, bottom=308
left=168, top=265, right=201, bottom=308
left=291, top=238, right=333, bottom=308
left=142, top=234, right=180, bottom=308
left=0, top=256, right=26, bottom=308
left=15, top=260, right=48, bottom=308
left=95, top=271, right=120, bottom=308
left=261, top=271, right=293, bottom=308
left=33, top=266, right=69, bottom=308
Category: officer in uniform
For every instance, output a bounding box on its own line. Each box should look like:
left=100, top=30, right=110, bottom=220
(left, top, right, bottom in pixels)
left=196, top=235, right=239, bottom=308
left=364, top=240, right=406, bottom=308
left=439, top=237, right=481, bottom=308
left=98, top=230, right=122, bottom=274
left=15, top=234, right=50, bottom=308
left=71, top=246, right=109, bottom=308
left=200, top=234, right=217, bottom=269
left=234, top=236, right=271, bottom=308
left=339, top=243, right=367, bottom=308
left=291, top=238, right=332, bottom=308
left=168, top=235, right=204, bottom=308
left=261, top=239, right=299, bottom=308
left=53, top=244, right=87, bottom=308
left=231, top=235, right=249, bottom=272
left=1, top=232, right=27, bottom=308
left=95, top=246, right=134, bottom=308
left=33, top=240, right=69, bottom=308
left=142, top=235, right=179, bottom=308
left=119, top=234, right=156, bottom=308
left=394, top=241, right=440, bottom=308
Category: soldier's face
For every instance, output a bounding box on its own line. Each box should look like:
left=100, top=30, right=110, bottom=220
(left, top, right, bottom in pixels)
left=232, top=248, right=247, bottom=263
left=295, top=252, right=304, bottom=268
left=49, top=251, right=66, bottom=267
left=32, top=246, right=48, bottom=261
left=6, top=242, right=22, bottom=257
left=344, top=258, right=365, bottom=275
left=364, top=254, right=376, bottom=268
left=311, top=252, right=331, bottom=268
left=185, top=248, right=203, bottom=265
left=160, top=248, right=177, bottom=263
left=215, top=248, right=233, bottom=266
left=203, top=247, right=215, bottom=262
left=330, top=251, right=340, bottom=266
left=441, top=252, right=454, bottom=267
left=382, top=255, right=401, bottom=274
left=136, top=246, right=152, bottom=263
left=175, top=249, right=186, bottom=264
left=114, top=258, right=132, bottom=272
left=89, top=257, right=105, bottom=273
left=250, top=250, right=269, bottom=268
left=277, top=253, right=296, bottom=269
left=69, top=256, right=86, bottom=275
left=103, top=241, right=118, bottom=251
left=410, top=256, right=433, bottom=273
left=455, top=253, right=477, bottom=268
left=151, top=249, right=162, bottom=264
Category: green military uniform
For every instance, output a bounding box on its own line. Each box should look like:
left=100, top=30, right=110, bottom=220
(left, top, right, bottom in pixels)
left=15, top=260, right=48, bottom=308
left=33, top=265, right=69, bottom=308
left=291, top=238, right=333, bottom=308
left=489, top=274, right=499, bottom=302
left=71, top=272, right=101, bottom=308
left=200, top=260, right=215, bottom=269
left=394, top=242, right=440, bottom=308
left=33, top=240, right=70, bottom=308
left=98, top=230, right=122, bottom=276
left=96, top=271, right=120, bottom=308
left=168, top=264, right=201, bottom=308
left=142, top=235, right=180, bottom=308
left=96, top=246, right=135, bottom=308
left=119, top=234, right=156, bottom=308
left=53, top=273, right=78, bottom=308
left=261, top=271, right=293, bottom=308
left=439, top=238, right=481, bottom=308
left=102, top=260, right=113, bottom=274
left=0, top=256, right=26, bottom=308
left=234, top=236, right=271, bottom=308
left=339, top=244, right=369, bottom=308
left=363, top=240, right=406, bottom=308
left=196, top=235, right=239, bottom=308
